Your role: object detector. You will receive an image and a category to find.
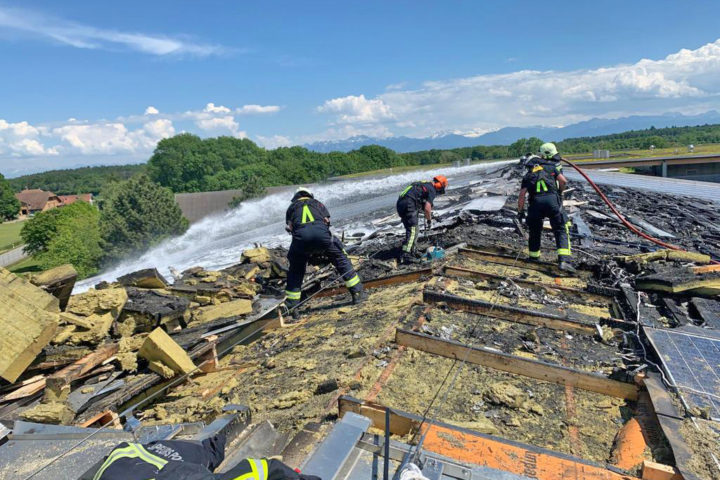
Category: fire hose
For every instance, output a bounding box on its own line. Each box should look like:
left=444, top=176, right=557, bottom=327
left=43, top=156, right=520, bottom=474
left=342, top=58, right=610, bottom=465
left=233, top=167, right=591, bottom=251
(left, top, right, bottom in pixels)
left=560, top=158, right=720, bottom=266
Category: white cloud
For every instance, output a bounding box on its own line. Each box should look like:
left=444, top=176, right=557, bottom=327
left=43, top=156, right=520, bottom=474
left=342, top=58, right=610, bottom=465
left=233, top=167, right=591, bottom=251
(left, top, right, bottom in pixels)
left=0, top=6, right=227, bottom=57
left=256, top=134, right=293, bottom=149
left=316, top=38, right=720, bottom=137
left=15, top=138, right=52, bottom=156
left=53, top=123, right=135, bottom=154
left=185, top=103, right=246, bottom=137
left=137, top=119, right=175, bottom=147
left=203, top=103, right=232, bottom=114
left=144, top=106, right=159, bottom=115
left=0, top=119, right=57, bottom=156
left=51, top=118, right=176, bottom=155
left=386, top=82, right=408, bottom=91
left=195, top=116, right=241, bottom=134
left=318, top=94, right=395, bottom=124
left=236, top=105, right=282, bottom=115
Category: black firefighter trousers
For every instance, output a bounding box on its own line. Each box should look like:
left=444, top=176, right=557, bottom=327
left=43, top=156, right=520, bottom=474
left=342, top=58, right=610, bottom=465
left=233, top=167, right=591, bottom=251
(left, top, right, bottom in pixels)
left=526, top=194, right=571, bottom=260
left=396, top=197, right=419, bottom=255
left=285, top=224, right=361, bottom=303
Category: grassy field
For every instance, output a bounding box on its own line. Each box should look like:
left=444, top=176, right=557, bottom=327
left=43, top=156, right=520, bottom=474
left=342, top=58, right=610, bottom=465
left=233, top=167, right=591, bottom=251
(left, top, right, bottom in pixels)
left=7, top=256, right=42, bottom=275
left=567, top=143, right=720, bottom=162
left=0, top=220, right=26, bottom=253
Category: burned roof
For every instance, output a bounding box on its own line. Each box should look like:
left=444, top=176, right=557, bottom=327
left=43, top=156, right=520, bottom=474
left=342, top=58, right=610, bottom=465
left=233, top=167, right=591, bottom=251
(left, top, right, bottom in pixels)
left=2, top=163, right=720, bottom=480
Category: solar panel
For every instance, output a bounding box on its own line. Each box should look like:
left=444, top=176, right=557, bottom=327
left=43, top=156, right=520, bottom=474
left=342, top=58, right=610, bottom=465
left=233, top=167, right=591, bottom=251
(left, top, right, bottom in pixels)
left=645, top=326, right=720, bottom=420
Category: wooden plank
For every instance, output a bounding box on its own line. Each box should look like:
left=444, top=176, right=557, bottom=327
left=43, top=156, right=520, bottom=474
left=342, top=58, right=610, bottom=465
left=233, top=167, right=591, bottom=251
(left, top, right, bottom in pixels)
left=338, top=396, right=418, bottom=436
left=443, top=265, right=612, bottom=304
left=643, top=374, right=682, bottom=419
left=641, top=461, right=682, bottom=480
left=45, top=343, right=119, bottom=398
left=423, top=289, right=598, bottom=335
left=395, top=329, right=638, bottom=400
left=691, top=264, right=720, bottom=275
left=314, top=268, right=433, bottom=298
left=0, top=376, right=46, bottom=403
left=78, top=410, right=122, bottom=429
left=655, top=416, right=704, bottom=480
left=458, top=247, right=591, bottom=279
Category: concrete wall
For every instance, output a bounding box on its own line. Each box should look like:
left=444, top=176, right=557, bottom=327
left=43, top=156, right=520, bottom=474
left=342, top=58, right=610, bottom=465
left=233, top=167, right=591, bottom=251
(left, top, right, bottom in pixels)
left=667, top=162, right=720, bottom=183
left=645, top=163, right=720, bottom=184
left=175, top=189, right=245, bottom=224
left=175, top=185, right=295, bottom=223
left=0, top=246, right=28, bottom=268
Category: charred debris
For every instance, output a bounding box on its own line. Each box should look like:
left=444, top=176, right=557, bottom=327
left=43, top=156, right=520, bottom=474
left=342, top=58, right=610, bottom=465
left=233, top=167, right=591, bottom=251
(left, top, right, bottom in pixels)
left=1, top=163, right=720, bottom=480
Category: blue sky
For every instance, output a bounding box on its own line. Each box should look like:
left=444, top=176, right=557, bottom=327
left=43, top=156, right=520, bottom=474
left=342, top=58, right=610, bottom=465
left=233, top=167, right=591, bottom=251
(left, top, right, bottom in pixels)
left=2, top=0, right=720, bottom=176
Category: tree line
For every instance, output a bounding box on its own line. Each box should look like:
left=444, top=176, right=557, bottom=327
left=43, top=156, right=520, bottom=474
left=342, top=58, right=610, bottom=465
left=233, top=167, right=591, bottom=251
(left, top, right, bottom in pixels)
left=6, top=123, right=720, bottom=201
left=7, top=164, right=146, bottom=196
left=20, top=175, right=187, bottom=278
left=3, top=121, right=720, bottom=277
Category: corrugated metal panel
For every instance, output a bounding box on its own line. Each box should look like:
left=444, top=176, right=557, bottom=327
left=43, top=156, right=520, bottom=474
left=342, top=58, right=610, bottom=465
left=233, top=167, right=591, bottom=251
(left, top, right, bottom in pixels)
left=564, top=170, right=720, bottom=203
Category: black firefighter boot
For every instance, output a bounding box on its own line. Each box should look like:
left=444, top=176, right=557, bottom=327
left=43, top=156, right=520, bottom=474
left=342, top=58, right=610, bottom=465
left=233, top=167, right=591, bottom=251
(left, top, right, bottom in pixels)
left=350, top=284, right=368, bottom=305
left=558, top=258, right=576, bottom=273
left=400, top=251, right=422, bottom=265
left=284, top=299, right=302, bottom=320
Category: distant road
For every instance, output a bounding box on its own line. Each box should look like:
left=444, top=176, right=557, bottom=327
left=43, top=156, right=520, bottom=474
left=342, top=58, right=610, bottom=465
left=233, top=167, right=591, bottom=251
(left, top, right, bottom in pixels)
left=0, top=245, right=28, bottom=268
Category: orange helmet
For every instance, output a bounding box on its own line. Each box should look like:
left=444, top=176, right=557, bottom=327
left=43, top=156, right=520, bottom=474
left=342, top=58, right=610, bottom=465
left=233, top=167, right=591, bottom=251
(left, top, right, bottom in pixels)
left=433, top=175, right=448, bottom=193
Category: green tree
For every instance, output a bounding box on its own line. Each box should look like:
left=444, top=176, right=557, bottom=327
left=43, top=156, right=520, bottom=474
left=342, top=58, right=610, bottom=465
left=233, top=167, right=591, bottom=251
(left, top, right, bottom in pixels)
left=147, top=133, right=208, bottom=192
left=508, top=137, right=544, bottom=157
left=100, top=175, right=189, bottom=262
left=21, top=201, right=102, bottom=278
left=36, top=203, right=102, bottom=278
left=0, top=173, right=20, bottom=221
left=21, top=208, right=61, bottom=255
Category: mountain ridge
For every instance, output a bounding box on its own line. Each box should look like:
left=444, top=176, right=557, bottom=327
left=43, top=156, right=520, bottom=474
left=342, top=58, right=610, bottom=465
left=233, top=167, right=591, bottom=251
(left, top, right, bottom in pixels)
left=303, top=111, right=720, bottom=153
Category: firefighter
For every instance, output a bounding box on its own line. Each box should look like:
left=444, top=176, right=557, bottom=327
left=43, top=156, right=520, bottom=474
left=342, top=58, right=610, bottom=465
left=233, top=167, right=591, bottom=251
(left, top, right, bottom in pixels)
left=520, top=152, right=542, bottom=169
left=396, top=175, right=448, bottom=264
left=517, top=143, right=575, bottom=272
left=86, top=433, right=320, bottom=480
left=284, top=187, right=365, bottom=313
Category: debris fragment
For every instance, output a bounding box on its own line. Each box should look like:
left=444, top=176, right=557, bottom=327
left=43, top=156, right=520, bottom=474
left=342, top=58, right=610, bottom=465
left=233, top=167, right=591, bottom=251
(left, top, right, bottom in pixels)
left=139, top=328, right=196, bottom=375
left=117, top=268, right=169, bottom=289
left=30, top=264, right=78, bottom=310
left=21, top=402, right=74, bottom=425
left=0, top=268, right=60, bottom=382
left=193, top=298, right=253, bottom=324
left=66, top=287, right=128, bottom=319
left=241, top=246, right=272, bottom=264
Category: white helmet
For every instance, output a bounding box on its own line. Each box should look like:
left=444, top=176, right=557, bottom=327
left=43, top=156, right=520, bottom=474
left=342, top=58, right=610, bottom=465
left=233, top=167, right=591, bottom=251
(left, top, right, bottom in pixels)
left=539, top=142, right=558, bottom=159
left=293, top=187, right=314, bottom=200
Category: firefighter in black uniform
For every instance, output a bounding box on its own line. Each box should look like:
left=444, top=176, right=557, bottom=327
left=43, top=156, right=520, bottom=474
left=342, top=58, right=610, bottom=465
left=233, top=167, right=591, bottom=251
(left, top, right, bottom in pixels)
left=517, top=143, right=575, bottom=272
left=396, top=175, right=448, bottom=264
left=284, top=187, right=365, bottom=312
left=86, top=433, right=320, bottom=480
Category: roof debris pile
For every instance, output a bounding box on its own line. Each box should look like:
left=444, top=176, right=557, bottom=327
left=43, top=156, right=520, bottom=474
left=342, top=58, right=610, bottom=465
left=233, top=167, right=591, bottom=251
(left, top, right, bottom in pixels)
left=1, top=162, right=720, bottom=480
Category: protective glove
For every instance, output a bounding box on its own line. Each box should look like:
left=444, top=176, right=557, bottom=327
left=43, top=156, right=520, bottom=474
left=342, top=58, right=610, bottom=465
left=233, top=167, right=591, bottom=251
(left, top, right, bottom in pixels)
left=517, top=211, right=526, bottom=223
